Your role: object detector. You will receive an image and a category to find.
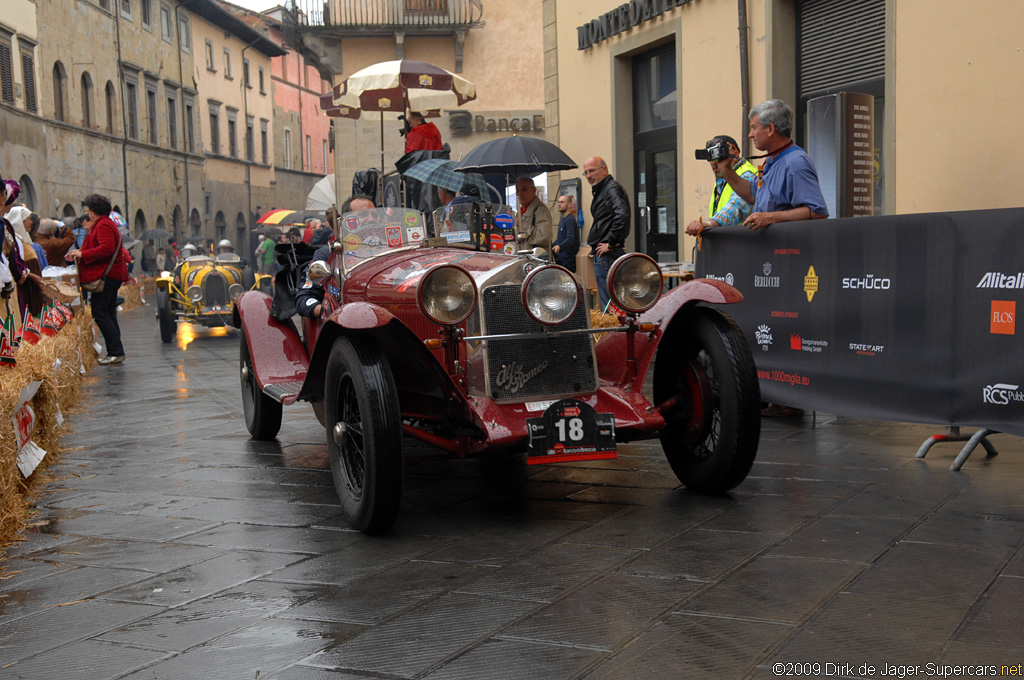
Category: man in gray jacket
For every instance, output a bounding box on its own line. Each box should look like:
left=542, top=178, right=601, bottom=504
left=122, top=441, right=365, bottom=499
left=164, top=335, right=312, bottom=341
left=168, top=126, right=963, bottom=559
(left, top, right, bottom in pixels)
left=515, top=176, right=553, bottom=259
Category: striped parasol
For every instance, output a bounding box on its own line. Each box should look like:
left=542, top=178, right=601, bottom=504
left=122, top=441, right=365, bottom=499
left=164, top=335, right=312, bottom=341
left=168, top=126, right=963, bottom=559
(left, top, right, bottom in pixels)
left=256, top=209, right=307, bottom=226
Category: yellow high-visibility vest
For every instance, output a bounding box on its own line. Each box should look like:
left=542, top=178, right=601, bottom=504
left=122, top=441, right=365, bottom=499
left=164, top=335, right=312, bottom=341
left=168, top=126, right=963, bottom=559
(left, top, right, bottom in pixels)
left=709, top=160, right=758, bottom=218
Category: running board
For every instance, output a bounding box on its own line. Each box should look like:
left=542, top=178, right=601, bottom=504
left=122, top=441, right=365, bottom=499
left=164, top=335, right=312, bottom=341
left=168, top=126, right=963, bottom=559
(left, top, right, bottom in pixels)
left=263, top=380, right=304, bottom=405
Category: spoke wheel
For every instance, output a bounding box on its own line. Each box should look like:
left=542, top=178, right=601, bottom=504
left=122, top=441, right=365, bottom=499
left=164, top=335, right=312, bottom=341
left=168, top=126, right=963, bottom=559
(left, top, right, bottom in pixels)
left=157, top=288, right=175, bottom=343
left=239, top=330, right=282, bottom=440
left=655, top=308, right=761, bottom=493
left=324, top=335, right=403, bottom=534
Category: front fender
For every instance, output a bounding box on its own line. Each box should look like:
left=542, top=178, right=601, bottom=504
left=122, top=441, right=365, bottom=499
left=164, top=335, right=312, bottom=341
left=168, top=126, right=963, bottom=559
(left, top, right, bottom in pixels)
left=235, top=290, right=308, bottom=388
left=595, top=278, right=745, bottom=389
left=298, top=301, right=468, bottom=422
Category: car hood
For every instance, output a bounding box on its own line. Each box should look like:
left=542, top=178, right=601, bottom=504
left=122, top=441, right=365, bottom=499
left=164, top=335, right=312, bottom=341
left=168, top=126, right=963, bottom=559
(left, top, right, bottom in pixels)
left=352, top=248, right=535, bottom=306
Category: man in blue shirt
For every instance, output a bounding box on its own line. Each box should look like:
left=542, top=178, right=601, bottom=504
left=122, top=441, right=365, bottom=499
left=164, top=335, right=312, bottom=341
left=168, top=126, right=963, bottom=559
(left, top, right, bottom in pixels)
left=720, top=99, right=828, bottom=230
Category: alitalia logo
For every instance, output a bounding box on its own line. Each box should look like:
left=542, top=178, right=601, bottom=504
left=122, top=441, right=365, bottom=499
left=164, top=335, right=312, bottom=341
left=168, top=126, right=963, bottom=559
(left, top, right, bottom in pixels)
left=977, top=272, right=1024, bottom=289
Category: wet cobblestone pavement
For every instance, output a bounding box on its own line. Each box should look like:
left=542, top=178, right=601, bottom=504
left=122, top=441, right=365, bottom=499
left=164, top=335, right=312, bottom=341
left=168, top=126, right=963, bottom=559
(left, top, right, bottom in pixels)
left=3, top=306, right=1024, bottom=679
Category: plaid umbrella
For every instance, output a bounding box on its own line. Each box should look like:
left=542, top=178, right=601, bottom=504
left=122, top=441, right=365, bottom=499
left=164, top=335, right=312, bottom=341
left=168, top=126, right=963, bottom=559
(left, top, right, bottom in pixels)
left=403, top=159, right=501, bottom=202
left=256, top=209, right=306, bottom=226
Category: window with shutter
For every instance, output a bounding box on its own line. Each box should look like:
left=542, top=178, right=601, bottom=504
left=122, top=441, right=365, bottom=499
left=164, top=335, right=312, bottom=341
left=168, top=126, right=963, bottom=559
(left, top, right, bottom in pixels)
left=0, top=41, right=13, bottom=105
left=21, top=50, right=36, bottom=113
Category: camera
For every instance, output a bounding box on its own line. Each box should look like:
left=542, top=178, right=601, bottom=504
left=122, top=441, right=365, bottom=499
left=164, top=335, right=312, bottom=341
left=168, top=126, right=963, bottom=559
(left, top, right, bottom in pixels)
left=694, top=140, right=733, bottom=162
left=397, top=114, right=410, bottom=137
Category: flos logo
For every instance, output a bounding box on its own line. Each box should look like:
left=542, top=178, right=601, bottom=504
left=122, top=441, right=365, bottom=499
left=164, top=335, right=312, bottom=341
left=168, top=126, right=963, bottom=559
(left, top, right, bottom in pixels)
left=977, top=272, right=1024, bottom=289
left=705, top=273, right=735, bottom=286
left=755, top=324, right=773, bottom=352
left=991, top=301, right=1016, bottom=335
left=842, top=274, right=891, bottom=290
left=983, top=383, right=1024, bottom=405
left=755, top=262, right=780, bottom=288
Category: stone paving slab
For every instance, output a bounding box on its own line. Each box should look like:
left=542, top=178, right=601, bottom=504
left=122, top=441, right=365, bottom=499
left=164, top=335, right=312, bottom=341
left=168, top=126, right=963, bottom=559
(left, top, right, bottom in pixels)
left=2, top=306, right=1024, bottom=679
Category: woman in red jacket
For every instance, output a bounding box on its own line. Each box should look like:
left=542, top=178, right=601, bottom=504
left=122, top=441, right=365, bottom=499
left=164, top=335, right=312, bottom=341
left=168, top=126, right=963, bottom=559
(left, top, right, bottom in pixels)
left=65, top=194, right=129, bottom=365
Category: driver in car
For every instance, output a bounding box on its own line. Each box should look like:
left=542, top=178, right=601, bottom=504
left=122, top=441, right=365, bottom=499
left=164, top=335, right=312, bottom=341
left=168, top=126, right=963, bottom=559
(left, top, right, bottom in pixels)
left=295, top=260, right=331, bottom=318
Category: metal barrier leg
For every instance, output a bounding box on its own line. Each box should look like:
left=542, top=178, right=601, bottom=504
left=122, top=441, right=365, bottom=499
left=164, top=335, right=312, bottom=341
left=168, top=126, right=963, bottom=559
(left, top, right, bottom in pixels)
left=950, top=428, right=999, bottom=472
left=916, top=426, right=961, bottom=458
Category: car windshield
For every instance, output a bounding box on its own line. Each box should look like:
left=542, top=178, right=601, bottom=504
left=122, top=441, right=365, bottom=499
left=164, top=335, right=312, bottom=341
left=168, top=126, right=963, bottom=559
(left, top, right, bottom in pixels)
left=338, top=207, right=428, bottom=271
left=432, top=202, right=518, bottom=254
left=215, top=253, right=240, bottom=263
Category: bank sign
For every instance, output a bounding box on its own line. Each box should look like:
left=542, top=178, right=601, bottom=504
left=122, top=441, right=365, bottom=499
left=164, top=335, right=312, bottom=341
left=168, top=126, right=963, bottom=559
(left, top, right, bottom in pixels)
left=578, top=0, right=695, bottom=50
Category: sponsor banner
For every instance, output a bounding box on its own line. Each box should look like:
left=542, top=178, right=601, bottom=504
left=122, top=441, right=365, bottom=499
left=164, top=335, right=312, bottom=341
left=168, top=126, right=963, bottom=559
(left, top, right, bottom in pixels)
left=698, top=208, right=1024, bottom=436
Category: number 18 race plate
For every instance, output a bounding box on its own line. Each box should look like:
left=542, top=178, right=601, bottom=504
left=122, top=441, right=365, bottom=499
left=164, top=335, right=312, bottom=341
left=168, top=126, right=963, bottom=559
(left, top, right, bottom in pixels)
left=526, top=399, right=616, bottom=465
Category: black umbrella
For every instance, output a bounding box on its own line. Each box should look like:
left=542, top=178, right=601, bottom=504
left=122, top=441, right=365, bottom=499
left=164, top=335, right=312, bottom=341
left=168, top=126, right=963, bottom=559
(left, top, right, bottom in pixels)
left=141, top=228, right=172, bottom=242
left=456, top=136, right=578, bottom=176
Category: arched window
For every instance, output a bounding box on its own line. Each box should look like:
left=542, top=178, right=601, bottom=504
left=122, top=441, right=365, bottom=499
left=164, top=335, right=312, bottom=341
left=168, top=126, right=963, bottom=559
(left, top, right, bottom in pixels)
left=214, top=210, right=226, bottom=242
left=81, top=72, right=93, bottom=128
left=17, top=176, right=37, bottom=212
left=172, top=206, right=182, bottom=241
left=190, top=208, right=202, bottom=237
left=134, top=209, right=147, bottom=238
left=63, top=204, right=77, bottom=218
left=235, top=212, right=248, bottom=257
left=105, top=81, right=116, bottom=134
left=52, top=61, right=68, bottom=122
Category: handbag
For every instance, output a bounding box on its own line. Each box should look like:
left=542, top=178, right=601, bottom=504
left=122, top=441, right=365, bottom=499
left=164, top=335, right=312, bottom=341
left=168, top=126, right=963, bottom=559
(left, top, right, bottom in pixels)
left=80, top=224, right=122, bottom=293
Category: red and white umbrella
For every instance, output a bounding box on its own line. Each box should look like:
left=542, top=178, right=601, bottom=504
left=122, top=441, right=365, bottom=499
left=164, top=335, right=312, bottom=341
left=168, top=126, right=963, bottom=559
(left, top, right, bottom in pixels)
left=320, top=59, right=476, bottom=120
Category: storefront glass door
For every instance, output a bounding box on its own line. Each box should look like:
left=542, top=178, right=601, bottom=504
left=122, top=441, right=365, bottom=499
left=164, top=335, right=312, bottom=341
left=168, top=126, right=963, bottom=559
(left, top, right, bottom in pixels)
left=632, top=42, right=677, bottom=261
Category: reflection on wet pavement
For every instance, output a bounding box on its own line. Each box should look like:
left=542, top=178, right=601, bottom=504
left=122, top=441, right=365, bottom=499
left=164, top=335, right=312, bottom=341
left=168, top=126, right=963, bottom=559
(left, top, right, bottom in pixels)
left=2, top=305, right=1024, bottom=678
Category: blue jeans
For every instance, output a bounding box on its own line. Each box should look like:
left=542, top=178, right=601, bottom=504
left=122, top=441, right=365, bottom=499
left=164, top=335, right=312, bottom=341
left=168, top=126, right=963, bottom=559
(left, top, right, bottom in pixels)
left=592, top=248, right=625, bottom=311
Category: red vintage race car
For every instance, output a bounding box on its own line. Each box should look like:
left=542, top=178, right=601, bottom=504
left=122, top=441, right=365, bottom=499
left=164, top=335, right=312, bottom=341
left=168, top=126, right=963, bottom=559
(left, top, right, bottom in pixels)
left=235, top=204, right=760, bottom=533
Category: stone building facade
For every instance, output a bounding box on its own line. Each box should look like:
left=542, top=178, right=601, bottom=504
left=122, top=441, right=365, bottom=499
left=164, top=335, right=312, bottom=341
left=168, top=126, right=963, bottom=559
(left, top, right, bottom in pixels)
left=285, top=0, right=548, bottom=206
left=0, top=0, right=338, bottom=262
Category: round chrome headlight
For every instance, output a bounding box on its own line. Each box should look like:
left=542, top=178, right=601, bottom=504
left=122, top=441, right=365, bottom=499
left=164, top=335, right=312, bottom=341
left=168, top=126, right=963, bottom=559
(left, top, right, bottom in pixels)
left=608, top=253, right=663, bottom=313
left=187, top=285, right=204, bottom=302
left=522, top=265, right=579, bottom=325
left=228, top=283, right=244, bottom=301
left=418, top=265, right=477, bottom=325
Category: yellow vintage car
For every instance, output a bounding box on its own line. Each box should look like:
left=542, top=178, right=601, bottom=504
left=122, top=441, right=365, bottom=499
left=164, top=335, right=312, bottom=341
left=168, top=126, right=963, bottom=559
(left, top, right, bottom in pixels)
left=154, top=254, right=271, bottom=343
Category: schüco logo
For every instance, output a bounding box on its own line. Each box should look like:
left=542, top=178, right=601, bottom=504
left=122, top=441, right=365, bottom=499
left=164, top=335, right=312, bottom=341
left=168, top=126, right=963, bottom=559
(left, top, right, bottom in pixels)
left=983, top=383, right=1024, bottom=405
left=842, top=274, right=891, bottom=290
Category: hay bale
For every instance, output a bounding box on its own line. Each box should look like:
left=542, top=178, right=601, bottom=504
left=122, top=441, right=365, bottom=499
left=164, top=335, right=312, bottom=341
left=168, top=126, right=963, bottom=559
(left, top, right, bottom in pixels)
left=120, top=280, right=145, bottom=310
left=590, top=309, right=622, bottom=344
left=0, top=309, right=96, bottom=555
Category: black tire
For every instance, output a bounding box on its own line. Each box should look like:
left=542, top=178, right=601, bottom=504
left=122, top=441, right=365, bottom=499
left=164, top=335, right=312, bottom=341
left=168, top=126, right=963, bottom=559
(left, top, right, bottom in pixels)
left=655, top=308, right=761, bottom=493
left=324, top=334, right=403, bottom=534
left=157, top=288, right=176, bottom=343
left=242, top=266, right=256, bottom=291
left=240, top=329, right=282, bottom=440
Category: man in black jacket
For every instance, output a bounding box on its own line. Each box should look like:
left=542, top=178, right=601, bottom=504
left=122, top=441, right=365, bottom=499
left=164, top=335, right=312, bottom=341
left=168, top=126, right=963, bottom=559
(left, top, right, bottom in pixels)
left=583, top=156, right=630, bottom=310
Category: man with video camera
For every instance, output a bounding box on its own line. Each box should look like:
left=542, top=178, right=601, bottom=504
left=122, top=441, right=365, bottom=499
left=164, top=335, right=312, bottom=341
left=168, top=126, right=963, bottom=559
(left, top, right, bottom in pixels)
left=719, top=99, right=828, bottom=230
left=685, top=135, right=758, bottom=236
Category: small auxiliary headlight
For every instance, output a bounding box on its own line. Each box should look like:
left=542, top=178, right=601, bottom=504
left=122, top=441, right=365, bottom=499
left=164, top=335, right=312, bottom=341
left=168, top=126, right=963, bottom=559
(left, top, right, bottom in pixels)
left=228, top=283, right=244, bottom=300
left=187, top=285, right=204, bottom=302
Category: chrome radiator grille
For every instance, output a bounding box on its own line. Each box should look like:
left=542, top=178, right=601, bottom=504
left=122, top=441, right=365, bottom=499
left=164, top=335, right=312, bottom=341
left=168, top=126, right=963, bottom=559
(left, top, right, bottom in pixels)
left=481, top=284, right=596, bottom=402
left=204, top=272, right=228, bottom=307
